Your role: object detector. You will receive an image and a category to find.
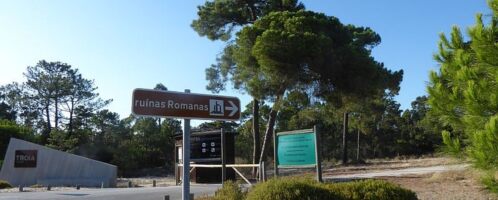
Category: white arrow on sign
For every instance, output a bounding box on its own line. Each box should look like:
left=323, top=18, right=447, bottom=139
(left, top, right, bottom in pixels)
left=225, top=100, right=238, bottom=117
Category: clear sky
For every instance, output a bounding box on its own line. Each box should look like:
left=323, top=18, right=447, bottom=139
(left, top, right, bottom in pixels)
left=0, top=0, right=491, bottom=122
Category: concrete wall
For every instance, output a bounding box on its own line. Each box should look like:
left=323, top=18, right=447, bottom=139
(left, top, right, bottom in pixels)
left=0, top=138, right=117, bottom=187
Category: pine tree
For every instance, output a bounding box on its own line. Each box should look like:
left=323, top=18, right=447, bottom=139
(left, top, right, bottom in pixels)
left=428, top=0, right=498, bottom=170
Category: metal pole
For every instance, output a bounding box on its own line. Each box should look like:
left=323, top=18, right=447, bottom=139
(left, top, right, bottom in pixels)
left=314, top=125, right=322, bottom=182
left=258, top=161, right=263, bottom=182
left=273, top=130, right=278, bottom=177
left=221, top=128, right=226, bottom=184
left=182, top=89, right=191, bottom=200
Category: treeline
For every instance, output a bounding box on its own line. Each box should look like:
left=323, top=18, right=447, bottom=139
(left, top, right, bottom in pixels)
left=234, top=94, right=443, bottom=163
left=0, top=60, right=443, bottom=176
left=0, top=61, right=182, bottom=176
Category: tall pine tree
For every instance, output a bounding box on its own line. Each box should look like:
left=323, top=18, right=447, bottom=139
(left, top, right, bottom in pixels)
left=428, top=0, right=498, bottom=170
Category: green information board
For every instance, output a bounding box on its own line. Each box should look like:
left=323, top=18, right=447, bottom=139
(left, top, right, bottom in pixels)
left=277, top=131, right=316, bottom=167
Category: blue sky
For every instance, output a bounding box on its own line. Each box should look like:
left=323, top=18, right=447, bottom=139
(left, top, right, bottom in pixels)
left=0, top=0, right=491, bottom=122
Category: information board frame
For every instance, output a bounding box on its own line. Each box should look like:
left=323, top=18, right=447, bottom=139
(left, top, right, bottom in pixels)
left=273, top=126, right=322, bottom=182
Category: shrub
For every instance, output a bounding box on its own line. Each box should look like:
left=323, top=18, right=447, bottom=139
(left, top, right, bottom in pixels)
left=0, top=180, right=12, bottom=189
left=206, top=177, right=417, bottom=200
left=212, top=181, right=246, bottom=200
left=326, top=179, right=417, bottom=200
left=245, top=177, right=344, bottom=200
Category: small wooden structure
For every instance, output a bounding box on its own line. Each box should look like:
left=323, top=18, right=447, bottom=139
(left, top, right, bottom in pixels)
left=174, top=129, right=236, bottom=183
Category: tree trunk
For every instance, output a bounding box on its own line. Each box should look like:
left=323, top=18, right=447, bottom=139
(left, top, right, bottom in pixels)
left=54, top=98, right=59, bottom=130
left=252, top=99, right=260, bottom=177
left=342, top=112, right=349, bottom=165
left=258, top=95, right=281, bottom=168
left=68, top=98, right=75, bottom=136
left=356, top=128, right=360, bottom=161
left=43, top=103, right=52, bottom=144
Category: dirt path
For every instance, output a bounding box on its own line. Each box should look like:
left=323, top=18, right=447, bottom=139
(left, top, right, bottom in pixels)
left=324, top=164, right=469, bottom=180
left=320, top=157, right=497, bottom=200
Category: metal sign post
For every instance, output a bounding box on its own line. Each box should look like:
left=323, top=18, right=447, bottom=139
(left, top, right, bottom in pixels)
left=182, top=89, right=191, bottom=200
left=131, top=88, right=241, bottom=200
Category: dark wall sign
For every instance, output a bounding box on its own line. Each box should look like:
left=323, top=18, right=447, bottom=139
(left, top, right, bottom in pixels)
left=14, top=150, right=37, bottom=168
left=191, top=135, right=221, bottom=161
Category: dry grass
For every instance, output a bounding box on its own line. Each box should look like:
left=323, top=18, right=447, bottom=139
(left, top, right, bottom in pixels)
left=381, top=169, right=498, bottom=200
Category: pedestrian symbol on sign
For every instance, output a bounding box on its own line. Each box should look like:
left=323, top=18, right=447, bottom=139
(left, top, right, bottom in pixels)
left=209, top=99, right=224, bottom=116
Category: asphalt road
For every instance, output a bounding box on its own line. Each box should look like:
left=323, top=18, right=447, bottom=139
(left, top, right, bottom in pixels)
left=0, top=164, right=469, bottom=200
left=0, top=184, right=222, bottom=200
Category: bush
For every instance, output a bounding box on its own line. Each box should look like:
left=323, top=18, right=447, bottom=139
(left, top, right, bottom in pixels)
left=0, top=180, right=12, bottom=189
left=245, top=177, right=344, bottom=200
left=212, top=181, right=246, bottom=200
left=204, top=177, right=417, bottom=200
left=326, top=179, right=417, bottom=200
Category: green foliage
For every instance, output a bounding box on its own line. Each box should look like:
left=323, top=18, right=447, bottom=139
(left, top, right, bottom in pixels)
left=192, top=0, right=304, bottom=42
left=480, top=171, right=498, bottom=194
left=212, top=181, right=246, bottom=200
left=441, top=130, right=462, bottom=157
left=468, top=116, right=498, bottom=169
left=246, top=177, right=343, bottom=200
left=0, top=180, right=12, bottom=189
left=207, top=177, right=417, bottom=200
left=326, top=179, right=417, bottom=200
left=427, top=0, right=498, bottom=172
left=0, top=120, right=37, bottom=160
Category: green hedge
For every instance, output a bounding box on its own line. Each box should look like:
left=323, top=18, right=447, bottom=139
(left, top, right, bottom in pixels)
left=246, top=177, right=343, bottom=200
left=212, top=181, right=246, bottom=200
left=200, top=177, right=418, bottom=200
left=0, top=180, right=12, bottom=189
left=326, top=179, right=417, bottom=200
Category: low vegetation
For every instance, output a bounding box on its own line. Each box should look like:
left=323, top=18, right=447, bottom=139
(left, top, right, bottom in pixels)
left=0, top=180, right=12, bottom=189
left=197, top=177, right=417, bottom=200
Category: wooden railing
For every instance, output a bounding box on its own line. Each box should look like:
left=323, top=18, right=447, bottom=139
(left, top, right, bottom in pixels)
left=175, top=162, right=266, bottom=186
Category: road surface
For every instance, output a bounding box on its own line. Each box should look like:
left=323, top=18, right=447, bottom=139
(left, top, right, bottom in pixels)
left=0, top=184, right=221, bottom=200
left=0, top=164, right=469, bottom=199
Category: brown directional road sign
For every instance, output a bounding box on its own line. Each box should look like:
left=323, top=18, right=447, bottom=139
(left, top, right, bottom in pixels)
left=132, top=88, right=241, bottom=121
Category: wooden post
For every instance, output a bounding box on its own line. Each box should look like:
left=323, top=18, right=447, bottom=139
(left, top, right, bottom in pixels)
left=221, top=128, right=226, bottom=184
left=273, top=129, right=279, bottom=177
left=314, top=125, right=322, bottom=182
left=342, top=112, right=349, bottom=165
left=357, top=129, right=360, bottom=162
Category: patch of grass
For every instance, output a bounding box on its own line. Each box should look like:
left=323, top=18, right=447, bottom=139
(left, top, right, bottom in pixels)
left=428, top=170, right=466, bottom=183
left=326, top=179, right=418, bottom=200
left=0, top=180, right=12, bottom=189
left=30, top=184, right=44, bottom=188
left=480, top=170, right=498, bottom=194
left=213, top=181, right=246, bottom=200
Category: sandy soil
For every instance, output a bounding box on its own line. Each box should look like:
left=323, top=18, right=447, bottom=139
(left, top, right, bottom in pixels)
left=381, top=170, right=497, bottom=200
left=323, top=157, right=498, bottom=200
